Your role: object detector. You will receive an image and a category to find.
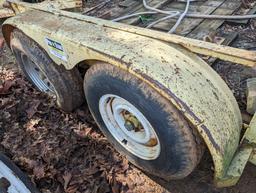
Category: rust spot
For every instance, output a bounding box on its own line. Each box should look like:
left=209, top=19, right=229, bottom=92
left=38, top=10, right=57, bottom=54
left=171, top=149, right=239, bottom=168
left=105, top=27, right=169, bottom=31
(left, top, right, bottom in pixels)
left=146, top=138, right=158, bottom=147
left=89, top=47, right=133, bottom=69
left=133, top=69, right=222, bottom=153
left=201, top=125, right=221, bottom=153
left=212, top=91, right=219, bottom=101
left=88, top=48, right=222, bottom=153
left=121, top=54, right=126, bottom=60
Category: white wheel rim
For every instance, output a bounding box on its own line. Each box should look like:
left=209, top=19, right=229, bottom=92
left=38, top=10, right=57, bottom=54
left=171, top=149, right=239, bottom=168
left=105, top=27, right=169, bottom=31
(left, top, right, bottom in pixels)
left=99, top=94, right=161, bottom=160
left=21, top=53, right=55, bottom=95
left=0, top=161, right=32, bottom=193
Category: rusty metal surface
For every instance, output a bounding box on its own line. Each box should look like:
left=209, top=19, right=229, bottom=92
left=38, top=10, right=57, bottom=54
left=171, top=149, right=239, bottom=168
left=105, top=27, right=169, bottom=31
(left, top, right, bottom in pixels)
left=246, top=78, right=256, bottom=115
left=0, top=0, right=14, bottom=18
left=5, top=1, right=256, bottom=67
left=214, top=112, right=256, bottom=187
left=243, top=113, right=256, bottom=146
left=250, top=149, right=256, bottom=165
left=0, top=0, right=82, bottom=18
left=246, top=113, right=256, bottom=165
left=212, top=112, right=256, bottom=187
left=0, top=7, right=14, bottom=18
left=215, top=145, right=253, bottom=187
left=2, top=9, right=244, bottom=187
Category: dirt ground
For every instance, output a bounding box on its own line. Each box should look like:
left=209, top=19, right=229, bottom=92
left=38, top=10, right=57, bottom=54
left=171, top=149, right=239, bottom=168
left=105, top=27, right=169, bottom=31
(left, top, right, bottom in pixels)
left=1, top=2, right=256, bottom=193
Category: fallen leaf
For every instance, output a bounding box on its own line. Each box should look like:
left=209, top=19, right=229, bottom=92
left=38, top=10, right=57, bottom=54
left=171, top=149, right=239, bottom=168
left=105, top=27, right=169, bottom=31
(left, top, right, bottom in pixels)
left=33, top=164, right=45, bottom=179
left=0, top=80, right=15, bottom=95
left=111, top=178, right=120, bottom=193
left=26, top=100, right=41, bottom=118
left=26, top=119, right=40, bottom=131
left=97, top=181, right=110, bottom=193
left=63, top=172, right=72, bottom=190
left=122, top=159, right=129, bottom=171
left=65, top=185, right=78, bottom=193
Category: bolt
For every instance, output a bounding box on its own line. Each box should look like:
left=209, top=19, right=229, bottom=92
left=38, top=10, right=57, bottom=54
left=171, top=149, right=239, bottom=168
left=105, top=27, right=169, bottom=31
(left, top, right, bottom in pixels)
left=124, top=121, right=135, bottom=131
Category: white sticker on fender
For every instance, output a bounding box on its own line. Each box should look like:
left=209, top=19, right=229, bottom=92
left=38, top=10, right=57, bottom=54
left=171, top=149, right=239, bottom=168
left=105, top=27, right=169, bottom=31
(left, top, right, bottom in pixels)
left=45, top=38, right=67, bottom=61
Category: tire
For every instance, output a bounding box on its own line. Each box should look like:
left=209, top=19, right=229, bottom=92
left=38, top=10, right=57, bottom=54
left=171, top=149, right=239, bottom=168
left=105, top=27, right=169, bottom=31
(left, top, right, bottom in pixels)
left=84, top=63, right=204, bottom=180
left=10, top=29, right=84, bottom=112
left=0, top=153, right=40, bottom=193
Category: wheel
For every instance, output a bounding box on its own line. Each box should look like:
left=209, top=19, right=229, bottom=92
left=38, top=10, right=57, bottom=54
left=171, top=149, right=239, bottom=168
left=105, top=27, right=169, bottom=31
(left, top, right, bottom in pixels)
left=0, top=153, right=39, bottom=193
left=84, top=63, right=204, bottom=179
left=10, top=29, right=84, bottom=112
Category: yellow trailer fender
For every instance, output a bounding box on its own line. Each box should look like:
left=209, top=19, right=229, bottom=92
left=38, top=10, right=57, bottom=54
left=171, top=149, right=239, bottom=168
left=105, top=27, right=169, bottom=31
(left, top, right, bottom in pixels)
left=2, top=9, right=242, bottom=184
left=0, top=0, right=82, bottom=18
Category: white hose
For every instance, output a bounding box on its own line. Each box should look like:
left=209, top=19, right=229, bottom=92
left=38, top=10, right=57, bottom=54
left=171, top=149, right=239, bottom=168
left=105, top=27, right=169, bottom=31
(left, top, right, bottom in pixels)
left=142, top=0, right=179, bottom=15
left=113, top=0, right=256, bottom=32
left=168, top=0, right=190, bottom=33
left=187, top=13, right=256, bottom=19
left=146, top=14, right=178, bottom=28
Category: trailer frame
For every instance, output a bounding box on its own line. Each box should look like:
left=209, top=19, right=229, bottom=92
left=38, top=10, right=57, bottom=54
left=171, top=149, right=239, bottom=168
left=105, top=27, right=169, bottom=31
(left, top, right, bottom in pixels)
left=2, top=0, right=256, bottom=188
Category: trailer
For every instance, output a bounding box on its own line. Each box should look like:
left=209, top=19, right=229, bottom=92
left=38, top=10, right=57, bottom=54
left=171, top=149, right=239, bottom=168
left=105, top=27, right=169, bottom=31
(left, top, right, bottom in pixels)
left=0, top=0, right=82, bottom=18
left=1, top=0, right=256, bottom=190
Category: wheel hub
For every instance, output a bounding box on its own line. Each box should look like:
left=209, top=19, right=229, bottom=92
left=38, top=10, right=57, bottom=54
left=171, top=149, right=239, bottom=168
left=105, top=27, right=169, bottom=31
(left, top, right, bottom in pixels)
left=99, top=94, right=161, bottom=160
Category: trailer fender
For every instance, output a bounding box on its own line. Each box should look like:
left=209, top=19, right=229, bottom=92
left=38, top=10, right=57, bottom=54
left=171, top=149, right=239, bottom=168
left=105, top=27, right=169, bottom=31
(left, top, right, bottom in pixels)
left=2, top=10, right=242, bottom=181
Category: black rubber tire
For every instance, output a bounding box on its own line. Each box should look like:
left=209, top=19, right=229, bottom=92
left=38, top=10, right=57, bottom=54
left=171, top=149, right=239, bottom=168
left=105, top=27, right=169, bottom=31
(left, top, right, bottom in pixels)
left=84, top=63, right=204, bottom=180
left=0, top=153, right=40, bottom=193
left=10, top=29, right=84, bottom=112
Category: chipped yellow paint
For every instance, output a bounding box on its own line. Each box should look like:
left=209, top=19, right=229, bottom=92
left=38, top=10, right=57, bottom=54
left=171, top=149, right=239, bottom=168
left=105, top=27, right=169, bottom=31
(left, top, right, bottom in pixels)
left=215, top=145, right=253, bottom=187
left=214, top=113, right=256, bottom=187
left=244, top=113, right=256, bottom=166
left=3, top=1, right=256, bottom=187
left=5, top=1, right=256, bottom=67
left=249, top=149, right=256, bottom=165
left=2, top=9, right=243, bottom=186
left=0, top=0, right=15, bottom=18
left=0, top=0, right=82, bottom=18
left=243, top=113, right=256, bottom=145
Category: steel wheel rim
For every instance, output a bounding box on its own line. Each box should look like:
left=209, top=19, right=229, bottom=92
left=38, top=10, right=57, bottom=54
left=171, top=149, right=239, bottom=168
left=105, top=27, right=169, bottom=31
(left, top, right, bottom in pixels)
left=99, top=94, right=161, bottom=160
left=0, top=160, right=32, bottom=193
left=21, top=53, right=55, bottom=94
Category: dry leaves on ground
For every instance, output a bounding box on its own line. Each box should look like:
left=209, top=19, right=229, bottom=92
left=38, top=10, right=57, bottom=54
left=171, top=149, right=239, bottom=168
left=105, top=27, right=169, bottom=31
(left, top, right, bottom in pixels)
left=0, top=67, right=167, bottom=193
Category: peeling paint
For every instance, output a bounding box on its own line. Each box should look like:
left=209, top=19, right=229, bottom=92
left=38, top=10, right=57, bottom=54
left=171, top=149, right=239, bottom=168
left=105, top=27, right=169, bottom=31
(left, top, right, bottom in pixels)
left=2, top=6, right=248, bottom=187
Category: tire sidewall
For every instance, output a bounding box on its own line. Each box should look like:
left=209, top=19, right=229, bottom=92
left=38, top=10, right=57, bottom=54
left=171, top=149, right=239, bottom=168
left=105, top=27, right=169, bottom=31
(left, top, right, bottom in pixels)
left=10, top=33, right=60, bottom=90
left=10, top=30, right=84, bottom=112
left=85, top=71, right=192, bottom=178
left=11, top=39, right=65, bottom=107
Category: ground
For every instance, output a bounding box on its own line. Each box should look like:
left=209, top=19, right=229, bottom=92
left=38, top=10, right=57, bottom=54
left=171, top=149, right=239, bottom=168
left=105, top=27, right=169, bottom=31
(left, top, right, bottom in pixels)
left=0, top=2, right=256, bottom=193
